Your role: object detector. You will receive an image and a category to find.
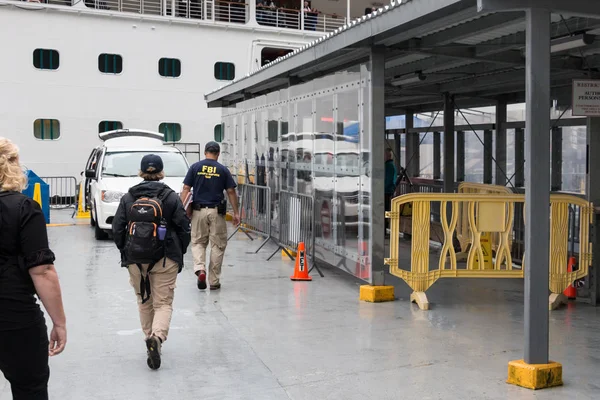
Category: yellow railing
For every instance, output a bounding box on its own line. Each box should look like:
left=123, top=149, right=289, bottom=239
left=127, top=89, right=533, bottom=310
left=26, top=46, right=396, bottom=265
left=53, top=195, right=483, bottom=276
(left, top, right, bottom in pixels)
left=456, top=182, right=514, bottom=258
left=385, top=192, right=593, bottom=310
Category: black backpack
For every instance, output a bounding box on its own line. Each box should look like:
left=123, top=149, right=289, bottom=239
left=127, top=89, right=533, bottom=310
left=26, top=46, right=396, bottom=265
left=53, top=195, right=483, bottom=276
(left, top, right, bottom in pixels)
left=125, top=187, right=172, bottom=265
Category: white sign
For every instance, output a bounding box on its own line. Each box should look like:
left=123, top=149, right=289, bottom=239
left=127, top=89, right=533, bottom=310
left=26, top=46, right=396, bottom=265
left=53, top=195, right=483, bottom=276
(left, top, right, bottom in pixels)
left=572, top=79, right=600, bottom=117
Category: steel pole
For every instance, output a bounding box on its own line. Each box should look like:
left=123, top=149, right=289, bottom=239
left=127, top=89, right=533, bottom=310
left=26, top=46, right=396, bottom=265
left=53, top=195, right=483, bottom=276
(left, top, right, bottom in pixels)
left=369, top=47, right=386, bottom=286
left=443, top=93, right=455, bottom=193
left=524, top=7, right=551, bottom=365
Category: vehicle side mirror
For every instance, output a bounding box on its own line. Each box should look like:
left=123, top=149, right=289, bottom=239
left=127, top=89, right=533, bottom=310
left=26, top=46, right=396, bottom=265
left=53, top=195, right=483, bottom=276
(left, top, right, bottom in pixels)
left=85, top=169, right=97, bottom=179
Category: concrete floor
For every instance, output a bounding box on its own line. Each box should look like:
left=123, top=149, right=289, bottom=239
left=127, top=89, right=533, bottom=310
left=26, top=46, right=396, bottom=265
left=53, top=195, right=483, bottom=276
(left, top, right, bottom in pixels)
left=1, top=209, right=599, bottom=399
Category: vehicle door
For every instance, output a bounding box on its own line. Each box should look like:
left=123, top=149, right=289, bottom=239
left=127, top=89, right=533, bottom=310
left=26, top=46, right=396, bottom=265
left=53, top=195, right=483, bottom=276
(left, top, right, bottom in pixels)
left=84, top=148, right=102, bottom=209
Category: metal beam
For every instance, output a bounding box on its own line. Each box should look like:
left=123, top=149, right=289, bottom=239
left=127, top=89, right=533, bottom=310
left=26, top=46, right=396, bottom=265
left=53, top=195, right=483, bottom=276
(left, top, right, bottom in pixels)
left=433, top=131, right=441, bottom=180
left=387, top=118, right=589, bottom=134
left=443, top=93, right=455, bottom=192
left=416, top=47, right=525, bottom=66
left=206, top=0, right=466, bottom=106
left=551, top=127, right=562, bottom=191
left=426, top=69, right=585, bottom=95
left=478, top=0, right=600, bottom=19
left=523, top=7, right=551, bottom=365
left=394, top=129, right=402, bottom=173
left=456, top=130, right=465, bottom=182
left=483, top=129, right=493, bottom=184
left=515, top=127, right=525, bottom=187
left=369, top=47, right=387, bottom=286
left=495, top=99, right=507, bottom=186
left=386, top=17, right=600, bottom=84
left=405, top=110, right=419, bottom=177
left=419, top=11, right=524, bottom=47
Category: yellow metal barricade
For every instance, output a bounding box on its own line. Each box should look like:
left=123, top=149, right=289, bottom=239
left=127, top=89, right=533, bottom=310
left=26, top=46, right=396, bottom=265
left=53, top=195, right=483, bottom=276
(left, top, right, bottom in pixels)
left=385, top=192, right=593, bottom=310
left=456, top=182, right=514, bottom=260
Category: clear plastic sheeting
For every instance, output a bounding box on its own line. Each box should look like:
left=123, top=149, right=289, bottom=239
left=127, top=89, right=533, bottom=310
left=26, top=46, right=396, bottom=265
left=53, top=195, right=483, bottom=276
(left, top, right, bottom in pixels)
left=221, top=63, right=374, bottom=282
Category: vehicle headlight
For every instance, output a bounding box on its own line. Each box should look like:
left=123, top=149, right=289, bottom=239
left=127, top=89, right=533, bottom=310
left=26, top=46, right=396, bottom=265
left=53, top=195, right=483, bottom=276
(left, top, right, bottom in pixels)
left=101, top=190, right=125, bottom=203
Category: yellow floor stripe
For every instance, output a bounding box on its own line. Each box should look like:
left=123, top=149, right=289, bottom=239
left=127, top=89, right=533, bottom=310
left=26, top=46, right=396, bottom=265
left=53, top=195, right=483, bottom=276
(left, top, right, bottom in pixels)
left=47, top=223, right=88, bottom=227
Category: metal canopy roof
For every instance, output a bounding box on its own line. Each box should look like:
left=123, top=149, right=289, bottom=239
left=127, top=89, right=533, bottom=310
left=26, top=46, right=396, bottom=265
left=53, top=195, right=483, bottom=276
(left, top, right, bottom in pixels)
left=205, top=0, right=600, bottom=114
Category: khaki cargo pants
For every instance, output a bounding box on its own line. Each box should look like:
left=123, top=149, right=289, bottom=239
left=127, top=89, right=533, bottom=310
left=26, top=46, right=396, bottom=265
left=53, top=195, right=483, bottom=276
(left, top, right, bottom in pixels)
left=128, top=257, right=178, bottom=342
left=191, top=208, right=228, bottom=286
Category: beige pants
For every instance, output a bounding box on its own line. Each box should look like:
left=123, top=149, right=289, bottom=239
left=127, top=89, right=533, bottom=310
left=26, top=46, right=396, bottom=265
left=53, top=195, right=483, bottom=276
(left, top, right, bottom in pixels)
left=191, top=208, right=228, bottom=286
left=128, top=257, right=178, bottom=342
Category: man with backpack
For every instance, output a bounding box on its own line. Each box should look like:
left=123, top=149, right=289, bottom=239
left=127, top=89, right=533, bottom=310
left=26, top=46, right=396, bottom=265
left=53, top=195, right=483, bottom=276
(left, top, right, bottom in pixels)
left=112, top=154, right=191, bottom=370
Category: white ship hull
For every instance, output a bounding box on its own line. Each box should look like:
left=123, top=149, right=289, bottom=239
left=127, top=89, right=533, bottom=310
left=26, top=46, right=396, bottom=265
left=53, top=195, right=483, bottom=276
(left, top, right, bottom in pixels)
left=0, top=1, right=329, bottom=178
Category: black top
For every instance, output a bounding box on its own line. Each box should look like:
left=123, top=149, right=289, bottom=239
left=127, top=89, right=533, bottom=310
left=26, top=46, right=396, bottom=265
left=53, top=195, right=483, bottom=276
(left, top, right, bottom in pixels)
left=112, top=181, right=191, bottom=270
left=0, top=192, right=55, bottom=331
left=183, top=159, right=236, bottom=206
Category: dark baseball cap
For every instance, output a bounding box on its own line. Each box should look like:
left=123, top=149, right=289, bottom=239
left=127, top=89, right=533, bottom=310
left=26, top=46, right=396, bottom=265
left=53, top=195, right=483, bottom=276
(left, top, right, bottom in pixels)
left=205, top=141, right=220, bottom=153
left=140, top=154, right=164, bottom=173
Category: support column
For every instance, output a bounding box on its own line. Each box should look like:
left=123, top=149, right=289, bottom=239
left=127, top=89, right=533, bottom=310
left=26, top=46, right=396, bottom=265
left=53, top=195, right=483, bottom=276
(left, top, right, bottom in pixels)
left=551, top=127, right=562, bottom=192
left=347, top=0, right=351, bottom=22
left=433, top=131, right=441, bottom=180
left=394, top=132, right=401, bottom=173
left=456, top=131, right=465, bottom=182
left=300, top=0, right=305, bottom=30
left=522, top=6, right=551, bottom=368
left=443, top=94, right=455, bottom=192
left=484, top=129, right=493, bottom=184
left=359, top=46, right=394, bottom=302
left=586, top=117, right=600, bottom=306
left=515, top=128, right=525, bottom=187
left=496, top=99, right=507, bottom=186
left=405, top=111, right=419, bottom=177
left=248, top=0, right=257, bottom=24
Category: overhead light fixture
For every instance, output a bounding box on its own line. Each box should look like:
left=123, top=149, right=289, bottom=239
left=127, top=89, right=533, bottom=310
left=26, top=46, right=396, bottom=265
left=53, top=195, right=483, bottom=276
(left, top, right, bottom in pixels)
left=391, top=71, right=426, bottom=87
left=550, top=33, right=594, bottom=53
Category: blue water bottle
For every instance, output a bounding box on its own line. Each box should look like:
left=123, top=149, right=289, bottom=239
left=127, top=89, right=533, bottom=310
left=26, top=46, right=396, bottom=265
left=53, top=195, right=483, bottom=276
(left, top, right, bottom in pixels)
left=157, top=221, right=167, bottom=241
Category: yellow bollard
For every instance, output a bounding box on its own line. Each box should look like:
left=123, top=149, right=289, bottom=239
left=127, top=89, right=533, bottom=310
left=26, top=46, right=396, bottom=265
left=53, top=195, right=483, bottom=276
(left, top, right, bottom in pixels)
left=33, top=183, right=42, bottom=207
left=75, top=182, right=90, bottom=219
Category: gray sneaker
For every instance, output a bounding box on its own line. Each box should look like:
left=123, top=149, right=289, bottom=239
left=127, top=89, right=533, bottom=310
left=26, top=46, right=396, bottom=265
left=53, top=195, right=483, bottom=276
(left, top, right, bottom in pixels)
left=145, top=336, right=162, bottom=370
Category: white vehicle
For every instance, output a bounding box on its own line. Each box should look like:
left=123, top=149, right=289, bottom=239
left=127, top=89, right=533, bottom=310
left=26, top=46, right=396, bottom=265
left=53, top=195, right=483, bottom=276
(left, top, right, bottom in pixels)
left=84, top=129, right=190, bottom=240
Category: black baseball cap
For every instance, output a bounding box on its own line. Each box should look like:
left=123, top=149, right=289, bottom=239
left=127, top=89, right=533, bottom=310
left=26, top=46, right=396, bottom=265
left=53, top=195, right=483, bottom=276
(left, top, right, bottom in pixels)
left=140, top=154, right=164, bottom=173
left=205, top=141, right=220, bottom=153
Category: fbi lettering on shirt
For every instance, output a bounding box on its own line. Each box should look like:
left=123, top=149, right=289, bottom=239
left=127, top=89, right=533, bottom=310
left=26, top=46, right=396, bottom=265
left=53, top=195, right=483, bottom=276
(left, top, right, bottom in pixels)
left=198, top=165, right=221, bottom=179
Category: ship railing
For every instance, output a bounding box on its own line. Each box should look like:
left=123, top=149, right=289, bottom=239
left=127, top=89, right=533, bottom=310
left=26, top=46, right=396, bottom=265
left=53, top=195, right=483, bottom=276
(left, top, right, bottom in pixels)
left=18, top=0, right=343, bottom=32
left=256, top=6, right=345, bottom=32
left=76, top=0, right=247, bottom=23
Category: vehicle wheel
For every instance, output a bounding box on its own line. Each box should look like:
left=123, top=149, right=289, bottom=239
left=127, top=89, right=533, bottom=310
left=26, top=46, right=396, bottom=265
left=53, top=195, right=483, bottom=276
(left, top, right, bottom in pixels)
left=93, top=205, right=109, bottom=240
left=90, top=212, right=96, bottom=227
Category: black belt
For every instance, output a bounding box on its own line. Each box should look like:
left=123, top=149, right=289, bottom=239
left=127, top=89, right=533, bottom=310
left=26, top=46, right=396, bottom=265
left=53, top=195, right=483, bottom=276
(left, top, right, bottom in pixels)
left=192, top=204, right=218, bottom=211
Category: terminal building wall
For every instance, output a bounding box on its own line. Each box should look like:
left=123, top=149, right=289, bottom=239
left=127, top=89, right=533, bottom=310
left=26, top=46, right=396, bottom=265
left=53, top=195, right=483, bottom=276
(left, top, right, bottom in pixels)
left=221, top=63, right=374, bottom=280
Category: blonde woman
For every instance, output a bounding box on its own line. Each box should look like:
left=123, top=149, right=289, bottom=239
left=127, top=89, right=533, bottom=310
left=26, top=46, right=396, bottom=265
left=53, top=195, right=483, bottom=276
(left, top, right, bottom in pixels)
left=0, top=138, right=67, bottom=399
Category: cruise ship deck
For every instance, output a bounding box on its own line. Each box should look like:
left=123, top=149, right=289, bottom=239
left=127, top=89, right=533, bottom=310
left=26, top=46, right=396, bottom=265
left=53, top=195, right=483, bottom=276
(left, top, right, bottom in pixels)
left=1, top=210, right=597, bottom=400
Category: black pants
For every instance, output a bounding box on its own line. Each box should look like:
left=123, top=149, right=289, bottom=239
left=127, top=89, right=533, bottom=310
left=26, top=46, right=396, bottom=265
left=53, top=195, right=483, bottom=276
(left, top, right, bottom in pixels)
left=0, top=321, right=49, bottom=400
left=385, top=194, right=392, bottom=230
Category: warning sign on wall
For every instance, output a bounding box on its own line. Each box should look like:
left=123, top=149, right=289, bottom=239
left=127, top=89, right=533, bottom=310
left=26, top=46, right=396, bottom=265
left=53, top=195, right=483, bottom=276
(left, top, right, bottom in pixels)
left=572, top=79, right=600, bottom=116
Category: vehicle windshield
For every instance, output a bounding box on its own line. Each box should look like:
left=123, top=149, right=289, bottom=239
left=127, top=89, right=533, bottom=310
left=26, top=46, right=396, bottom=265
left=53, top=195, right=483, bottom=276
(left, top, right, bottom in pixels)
left=101, top=151, right=188, bottom=177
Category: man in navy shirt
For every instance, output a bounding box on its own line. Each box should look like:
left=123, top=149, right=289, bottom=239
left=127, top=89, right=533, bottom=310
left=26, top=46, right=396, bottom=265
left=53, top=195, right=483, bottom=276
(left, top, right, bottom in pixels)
left=180, top=142, right=240, bottom=291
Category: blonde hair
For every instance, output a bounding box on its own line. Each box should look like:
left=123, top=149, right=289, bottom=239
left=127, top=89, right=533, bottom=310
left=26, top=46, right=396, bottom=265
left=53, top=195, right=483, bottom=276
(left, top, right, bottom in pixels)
left=0, top=138, right=27, bottom=192
left=139, top=170, right=165, bottom=181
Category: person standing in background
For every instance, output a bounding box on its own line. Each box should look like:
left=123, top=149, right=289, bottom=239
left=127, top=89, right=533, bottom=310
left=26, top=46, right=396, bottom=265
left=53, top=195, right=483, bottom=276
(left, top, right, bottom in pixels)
left=180, top=142, right=240, bottom=292
left=0, top=137, right=67, bottom=399
left=384, top=148, right=397, bottom=232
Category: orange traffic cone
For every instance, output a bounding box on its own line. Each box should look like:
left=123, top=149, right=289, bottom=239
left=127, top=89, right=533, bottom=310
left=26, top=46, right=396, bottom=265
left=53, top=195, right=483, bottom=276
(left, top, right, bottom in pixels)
left=563, top=256, right=577, bottom=299
left=355, top=241, right=370, bottom=280
left=291, top=242, right=312, bottom=281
